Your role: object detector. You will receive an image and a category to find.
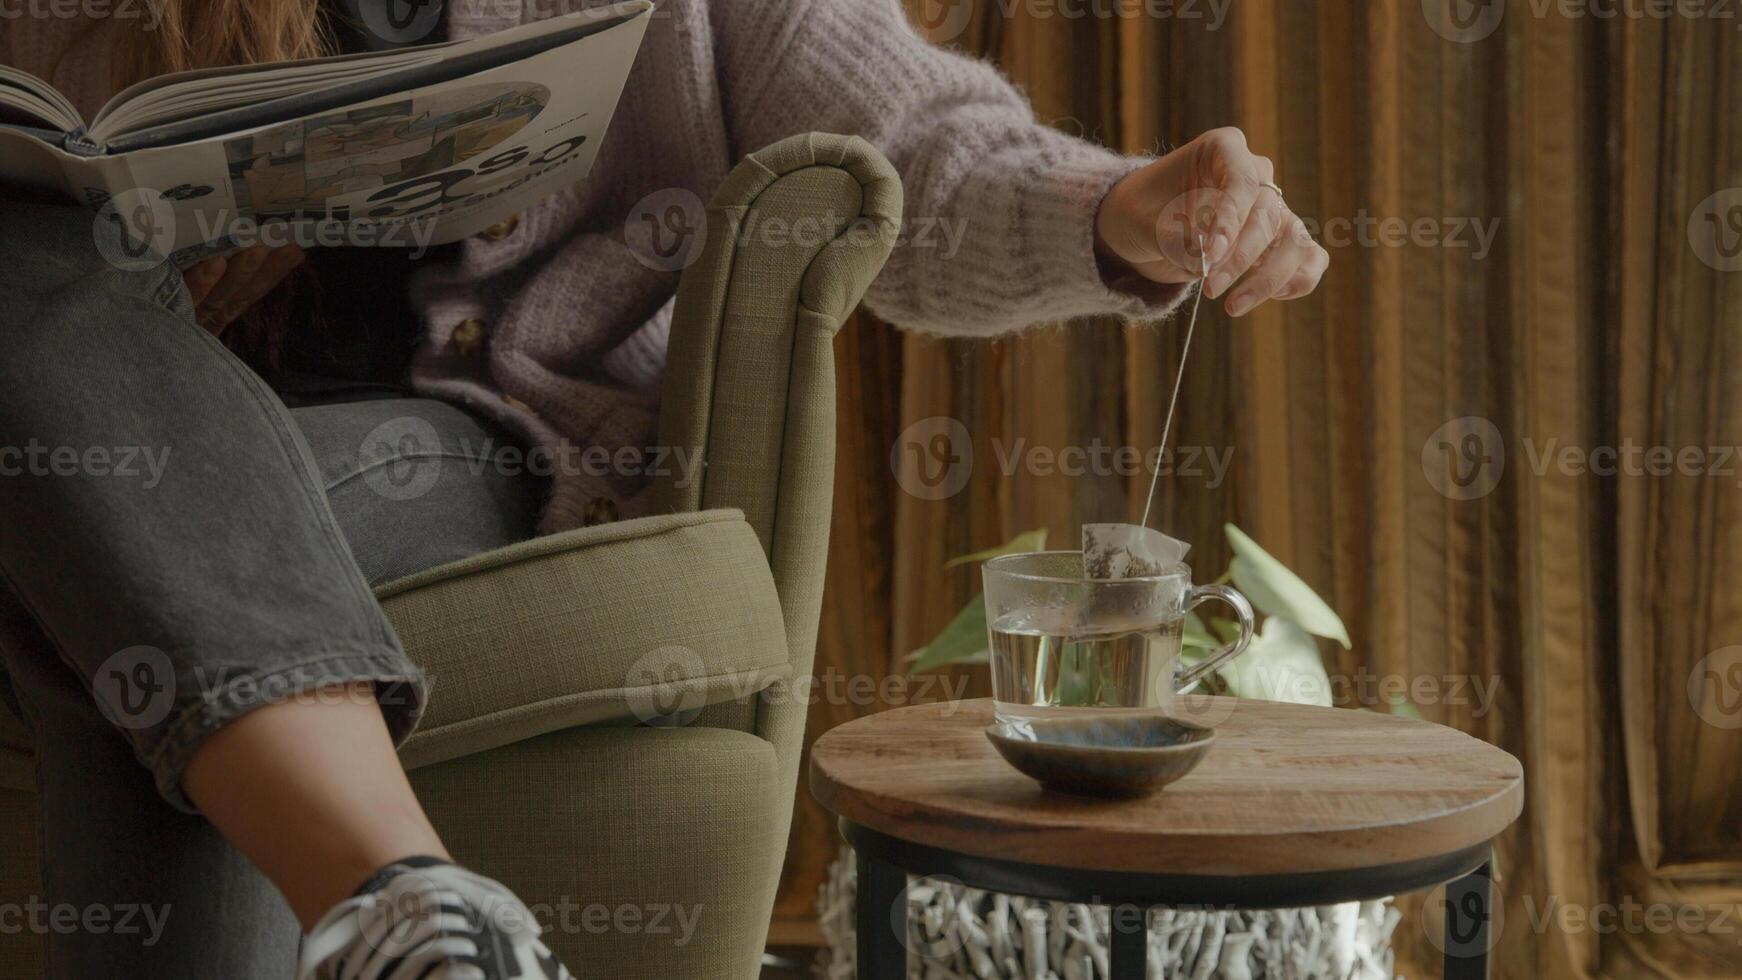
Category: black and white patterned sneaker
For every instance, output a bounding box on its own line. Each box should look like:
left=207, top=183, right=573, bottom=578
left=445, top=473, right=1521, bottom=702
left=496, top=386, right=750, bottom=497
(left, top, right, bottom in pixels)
left=296, top=857, right=574, bottom=980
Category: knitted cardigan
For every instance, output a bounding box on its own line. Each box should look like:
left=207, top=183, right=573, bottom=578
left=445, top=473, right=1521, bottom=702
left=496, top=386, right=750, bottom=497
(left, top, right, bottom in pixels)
left=413, top=0, right=1189, bottom=532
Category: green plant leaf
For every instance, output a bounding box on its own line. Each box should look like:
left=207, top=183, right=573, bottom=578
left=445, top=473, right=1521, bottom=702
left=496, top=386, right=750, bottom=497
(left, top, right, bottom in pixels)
left=1054, top=645, right=1097, bottom=707
left=907, top=530, right=1051, bottom=677
left=1209, top=617, right=1241, bottom=645
left=905, top=594, right=989, bottom=674
left=943, top=529, right=1049, bottom=570
left=1177, top=644, right=1227, bottom=694
left=1386, top=693, right=1423, bottom=719
left=1225, top=524, right=1352, bottom=649
left=1216, top=617, right=1333, bottom=706
left=1182, top=609, right=1216, bottom=650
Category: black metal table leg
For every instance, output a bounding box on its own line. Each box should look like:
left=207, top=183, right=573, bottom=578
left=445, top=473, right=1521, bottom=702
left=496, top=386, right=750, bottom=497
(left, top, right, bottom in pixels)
left=1109, top=904, right=1148, bottom=980
left=1442, top=860, right=1493, bottom=980
left=857, top=848, right=909, bottom=979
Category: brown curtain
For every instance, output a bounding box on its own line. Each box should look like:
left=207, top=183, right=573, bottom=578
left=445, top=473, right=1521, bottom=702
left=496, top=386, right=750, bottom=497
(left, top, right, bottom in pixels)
left=773, top=3, right=1742, bottom=977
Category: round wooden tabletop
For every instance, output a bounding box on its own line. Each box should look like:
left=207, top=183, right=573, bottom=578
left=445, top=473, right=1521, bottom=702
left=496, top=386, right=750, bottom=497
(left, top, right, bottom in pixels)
left=809, top=697, right=1523, bottom=877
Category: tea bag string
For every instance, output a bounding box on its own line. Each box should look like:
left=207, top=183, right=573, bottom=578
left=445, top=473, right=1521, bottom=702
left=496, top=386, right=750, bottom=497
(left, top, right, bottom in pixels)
left=1138, top=234, right=1210, bottom=529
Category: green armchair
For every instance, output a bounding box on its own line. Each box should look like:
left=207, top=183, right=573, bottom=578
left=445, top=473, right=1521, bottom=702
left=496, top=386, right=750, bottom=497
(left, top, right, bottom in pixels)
left=0, top=132, right=902, bottom=979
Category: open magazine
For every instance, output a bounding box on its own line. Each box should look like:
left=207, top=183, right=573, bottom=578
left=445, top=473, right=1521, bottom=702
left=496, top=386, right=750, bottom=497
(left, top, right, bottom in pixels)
left=0, top=0, right=653, bottom=265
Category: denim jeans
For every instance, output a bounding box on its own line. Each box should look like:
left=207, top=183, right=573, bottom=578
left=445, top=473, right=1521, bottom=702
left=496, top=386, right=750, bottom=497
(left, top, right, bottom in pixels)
left=0, top=203, right=544, bottom=978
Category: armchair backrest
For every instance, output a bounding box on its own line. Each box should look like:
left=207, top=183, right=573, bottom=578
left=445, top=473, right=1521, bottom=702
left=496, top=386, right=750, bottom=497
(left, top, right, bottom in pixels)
left=654, top=133, right=902, bottom=775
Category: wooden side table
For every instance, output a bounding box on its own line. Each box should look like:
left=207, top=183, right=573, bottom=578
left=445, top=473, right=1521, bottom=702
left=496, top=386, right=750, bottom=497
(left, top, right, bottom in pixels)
left=809, top=698, right=1523, bottom=980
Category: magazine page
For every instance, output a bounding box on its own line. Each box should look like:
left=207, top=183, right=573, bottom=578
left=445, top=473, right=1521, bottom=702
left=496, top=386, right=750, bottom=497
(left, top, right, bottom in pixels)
left=95, top=2, right=650, bottom=153
left=51, top=6, right=651, bottom=267
left=0, top=65, right=81, bottom=133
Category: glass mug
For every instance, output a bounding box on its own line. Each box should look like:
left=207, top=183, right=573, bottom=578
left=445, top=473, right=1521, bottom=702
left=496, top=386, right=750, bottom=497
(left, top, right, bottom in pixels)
left=982, top=551, right=1255, bottom=726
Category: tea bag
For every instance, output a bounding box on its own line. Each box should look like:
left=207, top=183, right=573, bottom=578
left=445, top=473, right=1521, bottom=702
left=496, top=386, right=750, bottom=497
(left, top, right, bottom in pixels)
left=1082, top=523, right=1190, bottom=579
left=1083, top=233, right=1210, bottom=583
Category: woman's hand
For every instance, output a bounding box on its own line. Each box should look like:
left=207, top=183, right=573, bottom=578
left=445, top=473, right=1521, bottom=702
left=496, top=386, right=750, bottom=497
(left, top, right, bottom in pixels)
left=1094, top=127, right=1329, bottom=318
left=183, top=244, right=306, bottom=336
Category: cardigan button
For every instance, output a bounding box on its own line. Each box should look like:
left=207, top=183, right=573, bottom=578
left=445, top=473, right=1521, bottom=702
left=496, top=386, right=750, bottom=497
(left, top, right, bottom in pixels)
left=582, top=496, right=619, bottom=526
left=479, top=214, right=521, bottom=241
left=449, top=317, right=488, bottom=356
left=501, top=393, right=539, bottom=420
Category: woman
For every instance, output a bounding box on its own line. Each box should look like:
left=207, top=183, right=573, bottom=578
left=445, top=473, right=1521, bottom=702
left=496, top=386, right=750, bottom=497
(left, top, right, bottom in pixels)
left=0, top=1, right=1328, bottom=977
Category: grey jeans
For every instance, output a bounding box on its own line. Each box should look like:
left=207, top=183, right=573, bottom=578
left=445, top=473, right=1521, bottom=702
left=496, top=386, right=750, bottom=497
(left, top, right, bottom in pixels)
left=0, top=203, right=544, bottom=977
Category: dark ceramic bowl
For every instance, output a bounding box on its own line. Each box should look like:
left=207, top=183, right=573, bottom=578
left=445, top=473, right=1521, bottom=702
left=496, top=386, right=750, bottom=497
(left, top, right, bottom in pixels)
left=985, top=713, right=1216, bottom=799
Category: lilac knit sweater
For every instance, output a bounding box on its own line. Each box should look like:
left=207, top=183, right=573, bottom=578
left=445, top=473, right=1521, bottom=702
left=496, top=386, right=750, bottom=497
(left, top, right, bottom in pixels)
left=412, top=0, right=1190, bottom=533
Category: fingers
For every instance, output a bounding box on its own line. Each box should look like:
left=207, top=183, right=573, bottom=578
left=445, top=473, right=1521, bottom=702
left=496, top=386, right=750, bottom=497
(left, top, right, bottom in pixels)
left=1274, top=240, right=1331, bottom=302
left=196, top=246, right=270, bottom=331
left=182, top=257, right=226, bottom=307
left=1205, top=186, right=1287, bottom=300
left=1224, top=216, right=1327, bottom=318
left=1198, top=128, right=1271, bottom=269
left=195, top=245, right=304, bottom=335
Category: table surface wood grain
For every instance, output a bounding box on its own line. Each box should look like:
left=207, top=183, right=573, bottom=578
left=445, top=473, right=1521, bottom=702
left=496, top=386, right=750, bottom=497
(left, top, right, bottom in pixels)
left=809, top=697, right=1524, bottom=876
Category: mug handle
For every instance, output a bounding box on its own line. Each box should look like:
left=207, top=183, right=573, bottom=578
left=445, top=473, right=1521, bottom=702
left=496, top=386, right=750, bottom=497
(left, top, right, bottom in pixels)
left=1175, top=584, right=1256, bottom=692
